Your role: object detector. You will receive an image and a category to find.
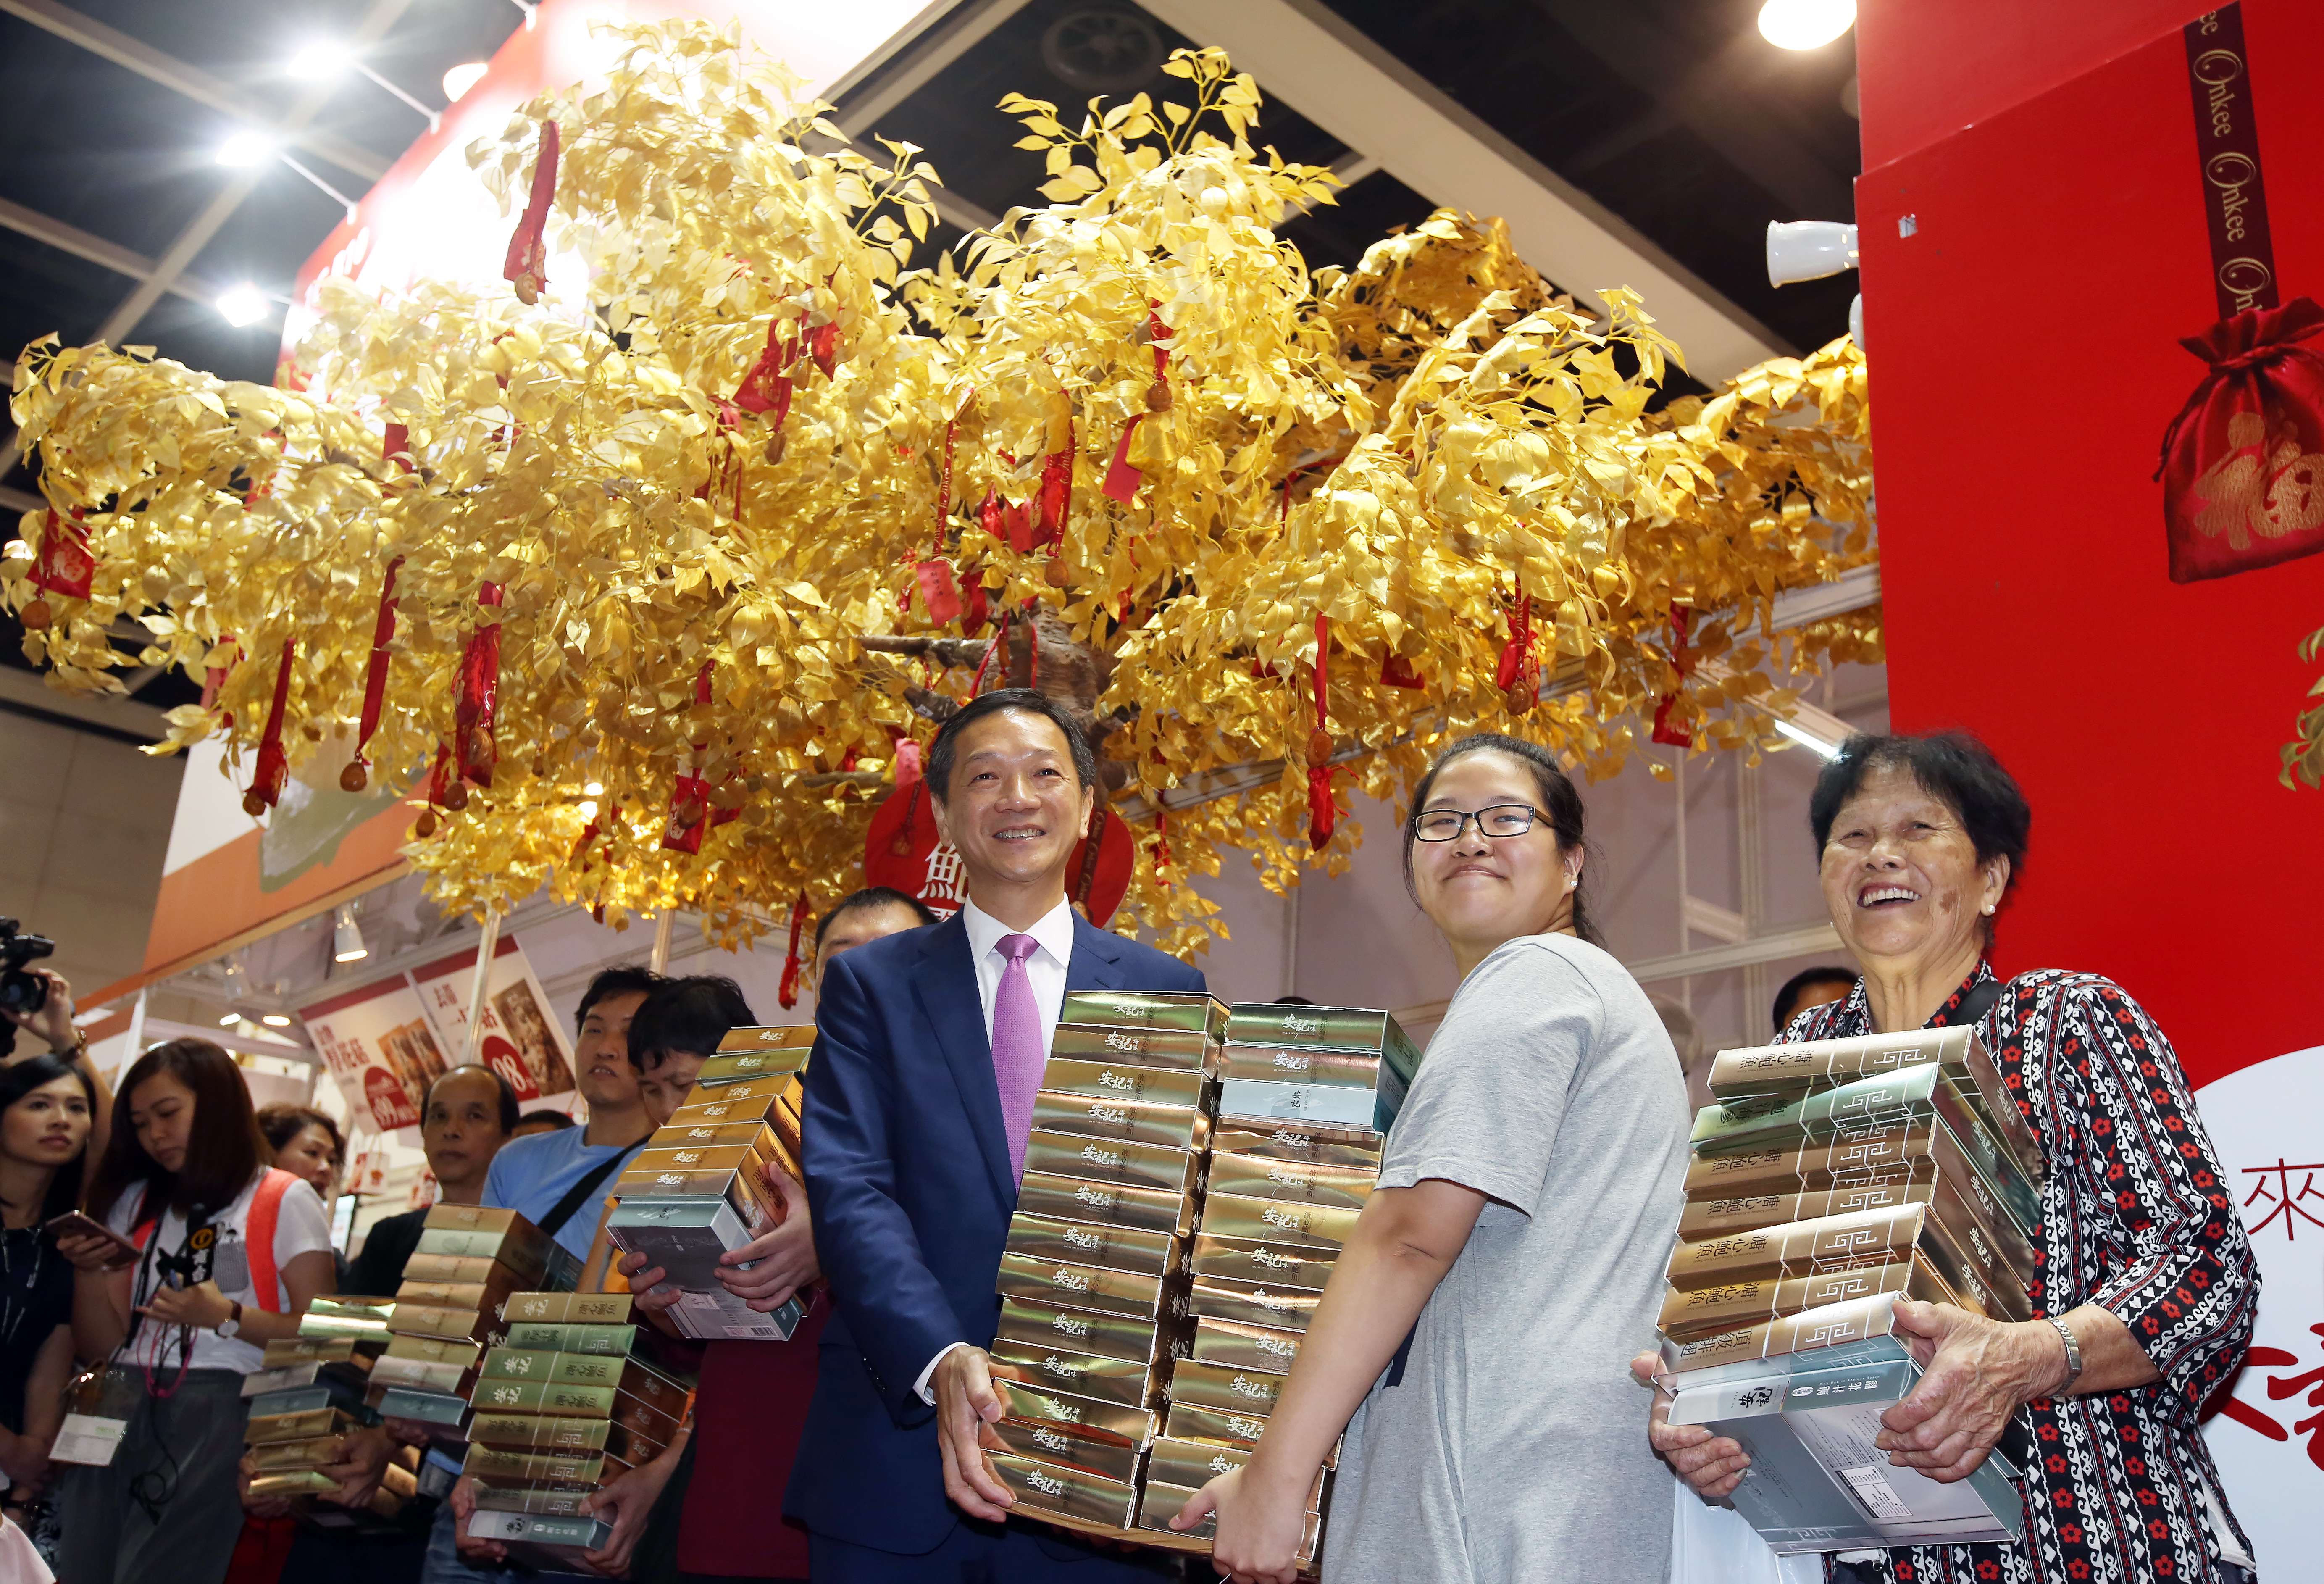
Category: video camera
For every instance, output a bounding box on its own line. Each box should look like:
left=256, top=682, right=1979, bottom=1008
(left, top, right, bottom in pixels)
left=0, top=918, right=56, bottom=1017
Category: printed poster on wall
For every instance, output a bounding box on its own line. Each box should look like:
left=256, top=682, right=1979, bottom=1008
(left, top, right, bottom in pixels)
left=297, top=977, right=450, bottom=1133
left=408, top=935, right=577, bottom=1106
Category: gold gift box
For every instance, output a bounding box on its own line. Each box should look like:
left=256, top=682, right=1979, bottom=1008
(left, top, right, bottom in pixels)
left=1164, top=1400, right=1269, bottom=1450
left=462, top=1445, right=615, bottom=1486
left=247, top=1406, right=352, bottom=1444
left=648, top=1119, right=776, bottom=1152
left=1189, top=1277, right=1320, bottom=1332
left=398, top=1252, right=536, bottom=1292
left=986, top=1415, right=1142, bottom=1484
left=1137, top=1480, right=1321, bottom=1556
left=1664, top=1200, right=2026, bottom=1321
left=666, top=1092, right=781, bottom=1130
left=384, top=1302, right=500, bottom=1344
left=469, top=1479, right=596, bottom=1517
left=502, top=1292, right=634, bottom=1326
left=394, top=1278, right=516, bottom=1314
left=1219, top=1045, right=1383, bottom=1090
left=260, top=1336, right=375, bottom=1370
left=1005, top=1213, right=1183, bottom=1279
left=469, top=1412, right=612, bottom=1452
left=1206, top=1151, right=1375, bottom=1212
left=1190, top=1234, right=1336, bottom=1293
left=1656, top=1289, right=1914, bottom=1378
left=1659, top=1252, right=1966, bottom=1342
left=996, top=1251, right=1169, bottom=1321
left=1040, top=1057, right=1210, bottom=1111
left=412, top=1228, right=553, bottom=1277
left=1016, top=1171, right=1196, bottom=1238
left=246, top=1435, right=344, bottom=1473
left=1166, top=1358, right=1286, bottom=1417
left=1210, top=1120, right=1382, bottom=1169
left=247, top=1469, right=341, bottom=1498
left=987, top=1451, right=1140, bottom=1529
left=1022, top=1130, right=1202, bottom=1196
left=1149, top=1437, right=1325, bottom=1509
left=296, top=1297, right=397, bottom=1339
left=1049, top=1023, right=1223, bottom=1072
left=476, top=1349, right=690, bottom=1421
left=1200, top=1193, right=1359, bottom=1252
left=1190, top=1316, right=1301, bottom=1376
left=1680, top=1167, right=2036, bottom=1293
left=1057, top=991, right=1230, bottom=1037
left=993, top=1299, right=1167, bottom=1367
left=502, top=1321, right=635, bottom=1357
left=990, top=1377, right=1158, bottom=1447
left=715, top=1023, right=820, bottom=1055
left=990, top=1339, right=1161, bottom=1410
left=1030, top=1090, right=1211, bottom=1152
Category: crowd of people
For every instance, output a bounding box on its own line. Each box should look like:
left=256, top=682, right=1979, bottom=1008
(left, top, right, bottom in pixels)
left=0, top=688, right=2260, bottom=1584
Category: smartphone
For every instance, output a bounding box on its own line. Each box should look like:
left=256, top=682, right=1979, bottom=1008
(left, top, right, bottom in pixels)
left=44, top=1211, right=142, bottom=1269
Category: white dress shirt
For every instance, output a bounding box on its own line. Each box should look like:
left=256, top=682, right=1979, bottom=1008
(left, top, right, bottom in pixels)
left=913, top=895, right=1078, bottom=1404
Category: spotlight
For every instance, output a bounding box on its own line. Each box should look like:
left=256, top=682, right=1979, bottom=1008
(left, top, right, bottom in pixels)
left=216, top=131, right=274, bottom=168
left=217, top=285, right=269, bottom=328
left=1758, top=0, right=1855, bottom=50
left=289, top=42, right=351, bottom=80
left=1766, top=221, right=1858, bottom=287
left=262, top=1013, right=292, bottom=1027
left=333, top=904, right=370, bottom=963
left=219, top=1010, right=241, bottom=1027
left=442, top=62, right=488, bottom=102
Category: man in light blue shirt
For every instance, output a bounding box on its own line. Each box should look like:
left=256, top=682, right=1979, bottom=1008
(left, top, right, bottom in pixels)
left=479, top=965, right=663, bottom=1260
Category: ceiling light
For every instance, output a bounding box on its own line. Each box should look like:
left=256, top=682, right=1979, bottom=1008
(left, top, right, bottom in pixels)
left=261, top=1013, right=292, bottom=1027
left=333, top=904, right=370, bottom=963
left=1757, top=0, right=1855, bottom=50
left=219, top=1011, right=241, bottom=1027
left=217, top=130, right=274, bottom=168
left=289, top=42, right=352, bottom=80
left=1773, top=716, right=1844, bottom=760
left=216, top=285, right=269, bottom=327
left=442, top=62, right=488, bottom=102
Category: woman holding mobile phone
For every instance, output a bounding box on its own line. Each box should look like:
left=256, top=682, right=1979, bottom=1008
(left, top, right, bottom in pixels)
left=52, top=1038, right=336, bottom=1584
left=0, top=1053, right=96, bottom=1563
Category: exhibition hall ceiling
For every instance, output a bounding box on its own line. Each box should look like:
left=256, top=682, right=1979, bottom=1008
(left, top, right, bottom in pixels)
left=0, top=0, right=1863, bottom=726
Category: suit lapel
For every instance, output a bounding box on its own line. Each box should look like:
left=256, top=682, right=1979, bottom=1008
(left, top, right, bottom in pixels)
left=910, top=915, right=1015, bottom=1207
left=1066, top=914, right=1129, bottom=994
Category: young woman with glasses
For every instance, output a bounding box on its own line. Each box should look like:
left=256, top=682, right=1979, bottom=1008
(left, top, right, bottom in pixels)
left=1178, top=733, right=1692, bottom=1584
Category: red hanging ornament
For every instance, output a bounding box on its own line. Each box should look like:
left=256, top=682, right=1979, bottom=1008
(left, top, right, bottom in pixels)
left=1307, top=613, right=1336, bottom=852
left=242, top=637, right=297, bottom=816
left=1036, top=421, right=1073, bottom=548
left=342, top=557, right=402, bottom=792
left=21, top=509, right=93, bottom=630
left=502, top=121, right=560, bottom=304
left=455, top=583, right=505, bottom=787
left=776, top=894, right=811, bottom=1010
left=1651, top=608, right=1696, bottom=749
left=1102, top=307, right=1172, bottom=505
left=1152, top=799, right=1172, bottom=887
left=893, top=736, right=923, bottom=794
left=381, top=421, right=414, bottom=475
left=914, top=560, right=963, bottom=624
left=809, top=321, right=841, bottom=379
left=662, top=773, right=711, bottom=853
left=967, top=610, right=1013, bottom=697
left=1379, top=652, right=1424, bottom=689
left=1495, top=579, right=1537, bottom=711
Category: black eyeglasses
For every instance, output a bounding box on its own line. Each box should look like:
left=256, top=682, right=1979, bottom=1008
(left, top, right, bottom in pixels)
left=1411, top=804, right=1554, bottom=842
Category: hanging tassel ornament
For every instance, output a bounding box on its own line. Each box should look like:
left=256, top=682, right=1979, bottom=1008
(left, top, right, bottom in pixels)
left=1495, top=579, right=1538, bottom=713
left=19, top=509, right=94, bottom=632
left=1306, top=613, right=1337, bottom=852
left=341, top=558, right=402, bottom=792
left=915, top=393, right=974, bottom=623
left=1651, top=608, right=1698, bottom=748
left=454, top=584, right=505, bottom=789
left=242, top=638, right=297, bottom=816
left=776, top=894, right=811, bottom=1010
left=1102, top=305, right=1173, bottom=505
left=503, top=121, right=560, bottom=305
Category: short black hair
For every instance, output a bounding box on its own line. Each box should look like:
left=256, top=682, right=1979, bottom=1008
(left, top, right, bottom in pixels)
left=257, top=1103, right=346, bottom=1167
left=513, top=1109, right=575, bottom=1132
left=1809, top=732, right=2031, bottom=934
left=925, top=688, right=1098, bottom=803
left=575, top=966, right=665, bottom=1034
left=1401, top=732, right=1604, bottom=947
left=628, top=976, right=759, bottom=1071
left=425, top=1063, right=521, bottom=1135
left=814, top=887, right=937, bottom=951
left=1771, top=966, right=1857, bottom=1037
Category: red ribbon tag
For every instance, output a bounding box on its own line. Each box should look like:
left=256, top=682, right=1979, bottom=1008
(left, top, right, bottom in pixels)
left=455, top=583, right=505, bottom=787
left=777, top=894, right=810, bottom=1010
left=1651, top=608, right=1696, bottom=748
left=662, top=773, right=710, bottom=853
left=29, top=510, right=94, bottom=600
left=1036, top=426, right=1073, bottom=546
left=1307, top=613, right=1336, bottom=851
left=502, top=121, right=560, bottom=303
left=249, top=638, right=297, bottom=812
left=893, top=737, right=923, bottom=792
left=915, top=559, right=963, bottom=624
left=1102, top=418, right=1146, bottom=504
left=810, top=321, right=841, bottom=379
left=354, top=557, right=402, bottom=765
left=1494, top=583, right=1535, bottom=696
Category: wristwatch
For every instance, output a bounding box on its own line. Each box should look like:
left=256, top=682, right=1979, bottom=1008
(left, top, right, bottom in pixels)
left=2047, top=1314, right=2084, bottom=1393
left=217, top=1300, right=244, bottom=1340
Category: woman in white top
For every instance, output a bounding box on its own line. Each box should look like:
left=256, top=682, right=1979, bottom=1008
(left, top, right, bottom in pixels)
left=52, top=1037, right=334, bottom=1584
left=1179, top=733, right=1692, bottom=1584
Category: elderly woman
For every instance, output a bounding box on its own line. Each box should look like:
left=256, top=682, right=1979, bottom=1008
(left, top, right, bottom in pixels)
left=1646, top=732, right=2259, bottom=1584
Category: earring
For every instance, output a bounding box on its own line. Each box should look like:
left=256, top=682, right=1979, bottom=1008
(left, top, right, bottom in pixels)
left=1981, top=903, right=1995, bottom=916
left=1566, top=873, right=1578, bottom=892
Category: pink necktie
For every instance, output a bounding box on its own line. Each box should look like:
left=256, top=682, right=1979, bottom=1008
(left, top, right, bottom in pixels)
left=992, top=933, right=1046, bottom=1181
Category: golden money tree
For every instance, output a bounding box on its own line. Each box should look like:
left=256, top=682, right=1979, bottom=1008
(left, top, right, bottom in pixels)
left=4, top=22, right=1875, bottom=961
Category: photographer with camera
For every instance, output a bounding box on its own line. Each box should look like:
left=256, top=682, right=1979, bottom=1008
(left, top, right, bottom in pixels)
left=2, top=922, right=115, bottom=1166
left=52, top=1037, right=336, bottom=1584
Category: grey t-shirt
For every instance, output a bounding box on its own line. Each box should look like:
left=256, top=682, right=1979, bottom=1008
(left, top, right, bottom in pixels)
left=1322, top=933, right=1690, bottom=1584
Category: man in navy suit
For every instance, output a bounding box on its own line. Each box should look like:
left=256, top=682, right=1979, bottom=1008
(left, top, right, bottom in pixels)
left=788, top=688, right=1205, bottom=1582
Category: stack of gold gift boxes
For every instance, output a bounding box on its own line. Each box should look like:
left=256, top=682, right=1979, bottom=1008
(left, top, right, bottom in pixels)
left=605, top=1025, right=813, bottom=1342
left=981, top=990, right=1225, bottom=1535
left=460, top=1290, right=695, bottom=1560
left=1653, top=1026, right=2047, bottom=1553
left=242, top=1296, right=414, bottom=1519
left=1136, top=1004, right=1414, bottom=1563
left=368, top=1205, right=581, bottom=1433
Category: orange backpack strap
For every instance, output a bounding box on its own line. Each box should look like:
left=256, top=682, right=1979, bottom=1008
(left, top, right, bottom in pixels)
left=244, top=1169, right=300, bottom=1313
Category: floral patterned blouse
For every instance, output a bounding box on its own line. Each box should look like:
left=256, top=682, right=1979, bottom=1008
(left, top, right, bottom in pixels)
left=1788, top=963, right=2259, bottom=1584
